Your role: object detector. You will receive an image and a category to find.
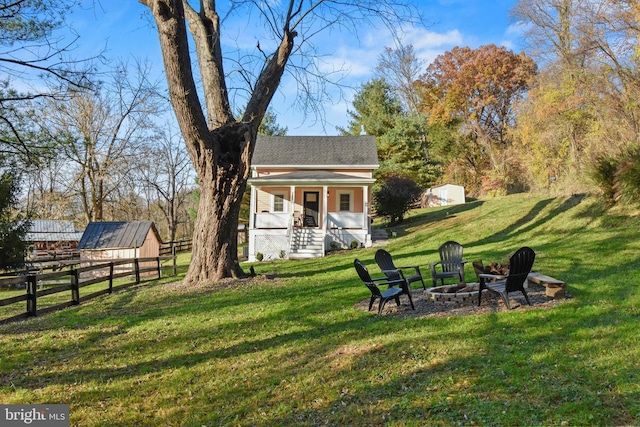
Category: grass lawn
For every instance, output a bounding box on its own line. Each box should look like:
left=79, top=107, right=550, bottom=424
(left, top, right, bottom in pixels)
left=1, top=193, right=639, bottom=426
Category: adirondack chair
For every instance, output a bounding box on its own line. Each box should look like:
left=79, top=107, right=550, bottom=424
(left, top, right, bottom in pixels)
left=354, top=259, right=415, bottom=315
left=375, top=249, right=426, bottom=290
left=477, top=247, right=536, bottom=309
left=430, top=241, right=467, bottom=287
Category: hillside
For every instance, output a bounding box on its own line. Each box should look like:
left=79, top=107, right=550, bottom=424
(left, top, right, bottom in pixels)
left=0, top=193, right=638, bottom=426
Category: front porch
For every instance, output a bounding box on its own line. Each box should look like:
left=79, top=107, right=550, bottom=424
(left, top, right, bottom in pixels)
left=249, top=209, right=372, bottom=262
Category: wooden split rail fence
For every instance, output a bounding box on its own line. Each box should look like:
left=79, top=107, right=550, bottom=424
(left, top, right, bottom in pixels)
left=159, top=239, right=193, bottom=256
left=0, top=255, right=176, bottom=325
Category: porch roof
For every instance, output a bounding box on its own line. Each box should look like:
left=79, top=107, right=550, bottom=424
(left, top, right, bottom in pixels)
left=248, top=170, right=375, bottom=186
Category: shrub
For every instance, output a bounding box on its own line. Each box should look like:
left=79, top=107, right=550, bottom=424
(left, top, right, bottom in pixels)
left=256, top=252, right=264, bottom=262
left=613, top=147, right=640, bottom=206
left=589, top=146, right=640, bottom=206
left=373, top=176, right=422, bottom=225
left=350, top=240, right=359, bottom=249
left=589, top=154, right=618, bottom=205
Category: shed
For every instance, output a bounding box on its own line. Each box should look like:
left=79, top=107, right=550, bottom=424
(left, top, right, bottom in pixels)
left=24, top=220, right=83, bottom=260
left=422, top=184, right=466, bottom=208
left=77, top=221, right=162, bottom=277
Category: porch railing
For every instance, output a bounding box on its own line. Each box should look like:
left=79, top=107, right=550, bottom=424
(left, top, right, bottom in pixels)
left=286, top=212, right=294, bottom=258
left=327, top=212, right=366, bottom=229
left=254, top=212, right=289, bottom=228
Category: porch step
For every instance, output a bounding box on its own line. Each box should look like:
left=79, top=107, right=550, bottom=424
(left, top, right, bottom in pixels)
left=289, top=229, right=324, bottom=259
left=371, top=228, right=389, bottom=246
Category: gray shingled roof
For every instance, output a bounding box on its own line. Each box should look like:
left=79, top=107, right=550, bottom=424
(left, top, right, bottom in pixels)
left=77, top=221, right=160, bottom=250
left=252, top=135, right=378, bottom=167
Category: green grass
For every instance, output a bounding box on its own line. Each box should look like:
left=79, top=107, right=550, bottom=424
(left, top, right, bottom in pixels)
left=1, top=194, right=639, bottom=426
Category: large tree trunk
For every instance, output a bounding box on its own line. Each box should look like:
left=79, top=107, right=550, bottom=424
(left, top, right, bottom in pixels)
left=187, top=125, right=253, bottom=282
left=141, top=0, right=294, bottom=285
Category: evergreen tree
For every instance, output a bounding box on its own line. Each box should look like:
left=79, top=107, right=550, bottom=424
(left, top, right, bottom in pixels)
left=258, top=110, right=288, bottom=136
left=340, top=78, right=438, bottom=188
left=0, top=169, right=30, bottom=270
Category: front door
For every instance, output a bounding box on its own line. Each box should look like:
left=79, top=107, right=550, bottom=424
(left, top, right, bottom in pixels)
left=303, top=191, right=319, bottom=227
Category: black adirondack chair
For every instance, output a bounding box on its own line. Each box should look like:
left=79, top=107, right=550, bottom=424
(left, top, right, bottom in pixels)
left=430, top=241, right=467, bottom=287
left=375, top=249, right=426, bottom=290
left=354, top=259, right=415, bottom=315
left=477, top=247, right=536, bottom=309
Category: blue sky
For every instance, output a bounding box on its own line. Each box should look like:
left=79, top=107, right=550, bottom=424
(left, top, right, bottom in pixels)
left=68, top=1, right=523, bottom=136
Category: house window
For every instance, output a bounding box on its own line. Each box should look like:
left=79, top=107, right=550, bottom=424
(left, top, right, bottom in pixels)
left=337, top=190, right=354, bottom=212
left=272, top=193, right=286, bottom=212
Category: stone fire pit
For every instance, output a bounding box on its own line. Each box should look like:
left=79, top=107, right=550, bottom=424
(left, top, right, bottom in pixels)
left=425, top=282, right=480, bottom=304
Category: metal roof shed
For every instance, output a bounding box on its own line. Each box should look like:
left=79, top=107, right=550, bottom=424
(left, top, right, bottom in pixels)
left=25, top=220, right=83, bottom=260
left=77, top=221, right=162, bottom=276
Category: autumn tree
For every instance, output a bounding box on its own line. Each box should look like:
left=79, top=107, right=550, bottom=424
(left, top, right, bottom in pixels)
left=139, top=0, right=420, bottom=284
left=512, top=0, right=640, bottom=194
left=417, top=44, right=537, bottom=193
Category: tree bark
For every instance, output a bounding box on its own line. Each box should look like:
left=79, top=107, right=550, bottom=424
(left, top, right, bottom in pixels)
left=188, top=125, right=249, bottom=281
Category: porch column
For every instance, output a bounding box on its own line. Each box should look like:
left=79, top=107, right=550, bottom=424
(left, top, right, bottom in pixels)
left=362, top=185, right=369, bottom=231
left=249, top=185, right=257, bottom=229
left=289, top=185, right=296, bottom=215
left=322, top=185, right=328, bottom=232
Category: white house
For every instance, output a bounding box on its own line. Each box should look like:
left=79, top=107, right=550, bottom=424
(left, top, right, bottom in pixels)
left=248, top=135, right=378, bottom=261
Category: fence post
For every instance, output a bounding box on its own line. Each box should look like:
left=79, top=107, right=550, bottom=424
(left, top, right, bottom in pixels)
left=172, top=246, right=177, bottom=277
left=70, top=269, right=80, bottom=305
left=156, top=257, right=162, bottom=279
left=109, top=262, right=114, bottom=293
left=26, top=274, right=37, bottom=317
left=134, top=258, right=140, bottom=283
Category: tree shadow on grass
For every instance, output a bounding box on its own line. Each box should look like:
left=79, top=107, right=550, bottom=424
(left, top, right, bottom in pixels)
left=383, top=200, right=485, bottom=238
left=261, top=302, right=639, bottom=426
left=453, top=194, right=587, bottom=253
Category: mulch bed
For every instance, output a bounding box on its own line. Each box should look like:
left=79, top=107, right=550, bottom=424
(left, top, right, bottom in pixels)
left=354, top=284, right=573, bottom=319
